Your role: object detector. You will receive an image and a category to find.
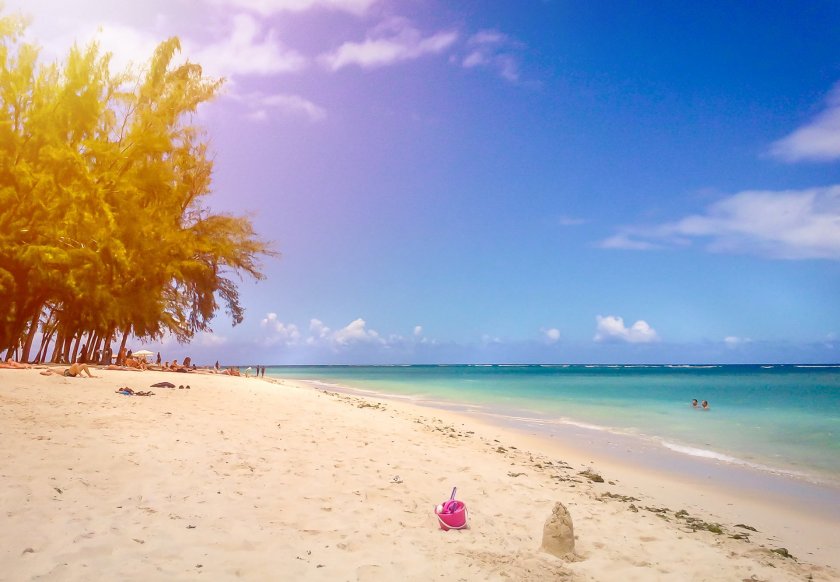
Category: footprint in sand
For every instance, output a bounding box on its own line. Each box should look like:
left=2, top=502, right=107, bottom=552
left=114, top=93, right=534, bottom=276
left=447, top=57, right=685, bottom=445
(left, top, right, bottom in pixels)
left=356, top=564, right=383, bottom=580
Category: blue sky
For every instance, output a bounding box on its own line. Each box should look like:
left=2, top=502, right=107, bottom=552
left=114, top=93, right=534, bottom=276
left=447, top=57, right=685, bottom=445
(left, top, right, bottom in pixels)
left=10, top=0, right=840, bottom=364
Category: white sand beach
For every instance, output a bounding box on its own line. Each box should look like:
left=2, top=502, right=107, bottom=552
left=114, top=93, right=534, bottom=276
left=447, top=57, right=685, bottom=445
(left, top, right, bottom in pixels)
left=1, top=368, right=838, bottom=581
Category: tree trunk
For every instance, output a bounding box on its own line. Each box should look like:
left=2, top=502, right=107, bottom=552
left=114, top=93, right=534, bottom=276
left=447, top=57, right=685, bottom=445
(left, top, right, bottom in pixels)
left=117, top=325, right=130, bottom=365
left=19, top=311, right=41, bottom=363
left=62, top=332, right=73, bottom=363
left=69, top=332, right=80, bottom=363
left=103, top=325, right=116, bottom=364
left=87, top=331, right=99, bottom=364
left=35, top=309, right=56, bottom=364
left=49, top=329, right=64, bottom=363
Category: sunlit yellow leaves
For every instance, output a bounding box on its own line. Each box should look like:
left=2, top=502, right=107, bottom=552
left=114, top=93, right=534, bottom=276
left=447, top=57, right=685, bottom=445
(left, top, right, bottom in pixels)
left=0, top=10, right=276, bottom=360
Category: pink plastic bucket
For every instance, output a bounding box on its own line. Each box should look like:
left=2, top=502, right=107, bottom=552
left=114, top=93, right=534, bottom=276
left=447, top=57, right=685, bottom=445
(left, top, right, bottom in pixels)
left=435, top=500, right=468, bottom=531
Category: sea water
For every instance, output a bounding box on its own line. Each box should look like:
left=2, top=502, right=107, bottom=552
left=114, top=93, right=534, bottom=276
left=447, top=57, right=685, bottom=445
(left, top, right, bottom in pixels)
left=263, top=364, right=840, bottom=488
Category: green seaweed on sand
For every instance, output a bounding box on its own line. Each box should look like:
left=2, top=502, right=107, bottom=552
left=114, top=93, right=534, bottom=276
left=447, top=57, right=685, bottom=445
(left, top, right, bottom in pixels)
left=579, top=469, right=604, bottom=483
left=671, top=509, right=727, bottom=534
left=600, top=492, right=639, bottom=503
left=771, top=547, right=796, bottom=560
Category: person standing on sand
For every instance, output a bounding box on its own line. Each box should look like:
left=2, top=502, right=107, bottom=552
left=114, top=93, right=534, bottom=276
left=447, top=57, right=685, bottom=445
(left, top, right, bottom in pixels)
left=156, top=352, right=162, bottom=365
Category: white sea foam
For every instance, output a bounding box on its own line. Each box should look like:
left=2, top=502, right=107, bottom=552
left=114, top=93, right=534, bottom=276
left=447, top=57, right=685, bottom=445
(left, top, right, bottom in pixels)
left=661, top=442, right=740, bottom=462
left=303, top=380, right=347, bottom=390
left=302, top=378, right=434, bottom=404
left=478, top=411, right=618, bottom=434
left=795, top=365, right=840, bottom=368
left=558, top=418, right=614, bottom=432
left=660, top=441, right=808, bottom=479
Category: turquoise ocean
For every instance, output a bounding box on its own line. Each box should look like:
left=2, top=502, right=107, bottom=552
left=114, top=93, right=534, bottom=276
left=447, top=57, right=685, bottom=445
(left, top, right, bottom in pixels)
left=264, top=364, right=840, bottom=494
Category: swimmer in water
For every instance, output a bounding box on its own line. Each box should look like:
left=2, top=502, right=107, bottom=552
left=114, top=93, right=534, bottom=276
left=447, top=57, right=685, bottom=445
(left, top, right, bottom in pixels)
left=701, top=400, right=709, bottom=410
left=691, top=399, right=699, bottom=408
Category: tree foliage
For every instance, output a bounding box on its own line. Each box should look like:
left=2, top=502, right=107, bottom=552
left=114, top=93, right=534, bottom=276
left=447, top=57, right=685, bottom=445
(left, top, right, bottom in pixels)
left=0, top=12, right=276, bottom=362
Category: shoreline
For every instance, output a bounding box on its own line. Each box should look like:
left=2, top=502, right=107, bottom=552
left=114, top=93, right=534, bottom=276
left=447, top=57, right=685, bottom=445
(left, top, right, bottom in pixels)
left=264, top=364, right=840, bottom=490
left=2, top=368, right=838, bottom=580
left=292, top=376, right=840, bottom=515
left=289, top=376, right=840, bottom=566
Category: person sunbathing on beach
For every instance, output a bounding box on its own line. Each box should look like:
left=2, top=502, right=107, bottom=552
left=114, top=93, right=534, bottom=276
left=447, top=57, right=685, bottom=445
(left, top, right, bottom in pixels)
left=40, top=363, right=96, bottom=378
left=168, top=358, right=191, bottom=373
left=125, top=356, right=148, bottom=370
left=1, top=358, right=31, bottom=369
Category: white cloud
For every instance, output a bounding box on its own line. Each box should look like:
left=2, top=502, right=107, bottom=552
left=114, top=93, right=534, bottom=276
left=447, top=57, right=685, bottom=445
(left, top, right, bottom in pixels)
left=557, top=215, right=586, bottom=226
left=308, top=318, right=332, bottom=342
left=263, top=93, right=326, bottom=120
left=260, top=313, right=302, bottom=344
left=32, top=13, right=306, bottom=81
left=187, top=14, right=307, bottom=78
left=461, top=29, right=522, bottom=82
left=233, top=91, right=326, bottom=121
left=206, top=0, right=379, bottom=16
left=301, top=317, right=385, bottom=348
left=724, top=336, right=751, bottom=348
left=194, top=331, right=229, bottom=346
left=320, top=18, right=457, bottom=71
left=73, top=24, right=165, bottom=76
left=542, top=328, right=561, bottom=344
left=413, top=325, right=423, bottom=337
left=600, top=185, right=840, bottom=260
left=332, top=318, right=382, bottom=345
left=770, top=82, right=840, bottom=162
left=16, top=9, right=305, bottom=81
left=594, top=315, right=659, bottom=344
left=599, top=233, right=662, bottom=251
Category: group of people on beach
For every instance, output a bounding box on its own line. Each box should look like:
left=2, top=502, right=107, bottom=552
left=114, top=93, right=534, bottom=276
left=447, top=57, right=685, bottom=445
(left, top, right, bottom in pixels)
left=691, top=398, right=710, bottom=410
left=6, top=352, right=262, bottom=379
left=2, top=349, right=205, bottom=378
left=2, top=357, right=96, bottom=378
left=245, top=366, right=267, bottom=378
